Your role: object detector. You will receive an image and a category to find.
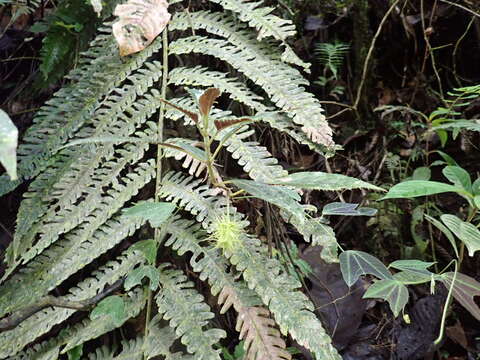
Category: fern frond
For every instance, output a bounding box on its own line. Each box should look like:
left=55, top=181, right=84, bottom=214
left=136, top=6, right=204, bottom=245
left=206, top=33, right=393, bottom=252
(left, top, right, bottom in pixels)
left=235, top=305, right=291, bottom=360
left=169, top=35, right=332, bottom=146
left=8, top=158, right=155, bottom=271
left=168, top=66, right=267, bottom=112
left=0, top=250, right=144, bottom=358
left=202, top=1, right=308, bottom=70
left=12, top=66, right=163, bottom=257
left=225, top=235, right=341, bottom=359
left=145, top=314, right=195, bottom=360
left=156, top=264, right=225, bottom=359
left=285, top=214, right=338, bottom=263
left=0, top=213, right=147, bottom=318
left=61, top=289, right=146, bottom=354
left=225, top=129, right=288, bottom=183
left=314, top=41, right=350, bottom=79
left=87, top=338, right=142, bottom=360
left=159, top=176, right=339, bottom=359
left=165, top=218, right=290, bottom=360
left=0, top=24, right=163, bottom=196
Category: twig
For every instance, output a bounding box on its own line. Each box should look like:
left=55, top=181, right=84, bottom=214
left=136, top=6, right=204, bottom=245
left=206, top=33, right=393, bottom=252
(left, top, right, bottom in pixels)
left=0, top=279, right=124, bottom=332
left=438, top=0, right=480, bottom=18
left=353, top=0, right=401, bottom=110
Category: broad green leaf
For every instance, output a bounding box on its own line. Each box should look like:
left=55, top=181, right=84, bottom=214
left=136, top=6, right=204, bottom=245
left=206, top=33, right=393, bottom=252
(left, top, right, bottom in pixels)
left=389, top=260, right=434, bottom=280
left=363, top=279, right=409, bottom=317
left=131, top=239, right=157, bottom=265
left=322, top=202, right=377, bottom=217
left=231, top=179, right=308, bottom=220
left=442, top=166, right=472, bottom=193
left=125, top=265, right=160, bottom=291
left=424, top=214, right=459, bottom=257
left=472, top=178, right=480, bottom=195
left=123, top=201, right=176, bottom=227
left=90, top=296, right=125, bottom=326
left=381, top=180, right=464, bottom=200
left=393, top=271, right=431, bottom=284
left=435, top=151, right=459, bottom=167
left=389, top=259, right=435, bottom=272
left=440, top=272, right=480, bottom=321
left=339, top=250, right=393, bottom=287
left=0, top=109, right=18, bottom=180
left=269, top=171, right=384, bottom=192
left=412, top=167, right=431, bottom=181
left=441, top=214, right=480, bottom=257
left=474, top=195, right=480, bottom=210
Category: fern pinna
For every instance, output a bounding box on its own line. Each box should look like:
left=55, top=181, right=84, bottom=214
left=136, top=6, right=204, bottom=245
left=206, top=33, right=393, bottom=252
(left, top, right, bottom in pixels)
left=0, top=0, right=381, bottom=359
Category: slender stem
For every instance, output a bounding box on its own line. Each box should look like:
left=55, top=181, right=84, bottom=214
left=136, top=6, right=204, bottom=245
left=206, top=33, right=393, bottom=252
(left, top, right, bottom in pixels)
left=434, top=261, right=458, bottom=345
left=145, top=27, right=169, bottom=354
left=353, top=0, right=400, bottom=110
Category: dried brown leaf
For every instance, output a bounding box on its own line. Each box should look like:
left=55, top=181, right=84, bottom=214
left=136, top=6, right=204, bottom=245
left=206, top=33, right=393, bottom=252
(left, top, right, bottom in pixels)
left=113, top=0, right=171, bottom=56
left=160, top=99, right=199, bottom=123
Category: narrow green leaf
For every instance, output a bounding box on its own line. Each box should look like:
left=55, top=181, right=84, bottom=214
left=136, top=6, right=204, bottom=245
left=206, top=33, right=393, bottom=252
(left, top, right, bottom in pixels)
left=363, top=279, right=409, bottom=317
left=442, top=166, right=472, bottom=193
left=270, top=171, right=384, bottom=192
left=441, top=214, right=480, bottom=257
left=381, top=180, right=464, bottom=200
left=230, top=179, right=308, bottom=220
left=322, top=202, right=377, bottom=217
left=123, top=201, right=176, bottom=227
left=339, top=250, right=393, bottom=287
left=424, top=214, right=459, bottom=257
left=131, top=239, right=157, bottom=265
left=125, top=265, right=160, bottom=291
left=90, top=296, right=125, bottom=326
left=0, top=109, right=18, bottom=180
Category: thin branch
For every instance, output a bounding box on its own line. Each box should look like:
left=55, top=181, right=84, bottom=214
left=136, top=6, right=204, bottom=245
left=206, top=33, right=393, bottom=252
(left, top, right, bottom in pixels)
left=438, top=0, right=480, bottom=18
left=0, top=279, right=124, bottom=332
left=353, top=0, right=401, bottom=110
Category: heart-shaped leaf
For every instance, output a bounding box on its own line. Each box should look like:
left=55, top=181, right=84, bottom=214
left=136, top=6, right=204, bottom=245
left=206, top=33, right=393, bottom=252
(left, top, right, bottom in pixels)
left=440, top=272, right=480, bottom=321
left=363, top=279, right=409, bottom=317
left=339, top=250, right=393, bottom=287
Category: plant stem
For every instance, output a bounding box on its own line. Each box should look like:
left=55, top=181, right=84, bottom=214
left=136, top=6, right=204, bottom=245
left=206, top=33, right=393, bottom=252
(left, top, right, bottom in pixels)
left=145, top=27, right=169, bottom=356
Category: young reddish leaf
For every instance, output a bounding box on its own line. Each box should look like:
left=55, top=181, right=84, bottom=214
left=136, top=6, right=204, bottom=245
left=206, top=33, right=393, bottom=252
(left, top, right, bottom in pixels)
left=199, top=88, right=221, bottom=117
left=159, top=98, right=198, bottom=123
left=440, top=272, right=480, bottom=321
left=214, top=118, right=252, bottom=131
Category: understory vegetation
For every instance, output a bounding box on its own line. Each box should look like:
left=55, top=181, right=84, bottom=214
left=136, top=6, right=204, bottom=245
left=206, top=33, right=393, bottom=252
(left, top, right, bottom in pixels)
left=1, top=0, right=480, bottom=359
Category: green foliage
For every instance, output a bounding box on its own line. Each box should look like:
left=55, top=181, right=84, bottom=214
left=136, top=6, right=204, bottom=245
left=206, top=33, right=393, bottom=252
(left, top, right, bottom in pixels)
left=34, top=0, right=100, bottom=88
left=314, top=41, right=350, bottom=79
left=0, top=1, right=386, bottom=358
